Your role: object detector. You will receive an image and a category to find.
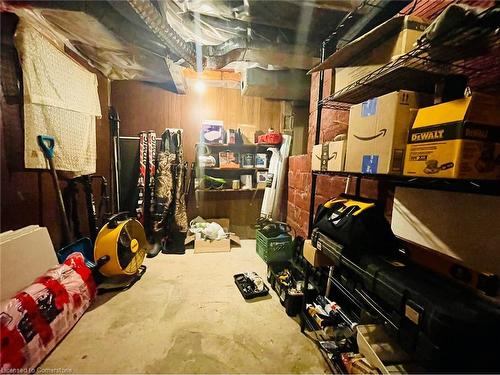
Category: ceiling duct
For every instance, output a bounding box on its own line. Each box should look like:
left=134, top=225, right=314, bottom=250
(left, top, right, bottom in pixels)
left=241, top=68, right=310, bottom=100
left=126, top=0, right=197, bottom=66
left=205, top=38, right=320, bottom=70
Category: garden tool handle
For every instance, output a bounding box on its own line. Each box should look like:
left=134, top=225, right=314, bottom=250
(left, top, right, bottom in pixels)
left=37, top=134, right=72, bottom=246
left=37, top=135, right=55, bottom=159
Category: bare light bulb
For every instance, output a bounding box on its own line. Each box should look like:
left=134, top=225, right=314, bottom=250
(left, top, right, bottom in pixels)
left=194, top=80, right=206, bottom=93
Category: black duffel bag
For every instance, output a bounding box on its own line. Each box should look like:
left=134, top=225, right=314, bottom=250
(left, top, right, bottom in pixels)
left=313, top=195, right=397, bottom=257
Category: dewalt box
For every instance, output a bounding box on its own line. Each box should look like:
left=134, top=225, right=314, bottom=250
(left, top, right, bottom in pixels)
left=404, top=94, right=500, bottom=179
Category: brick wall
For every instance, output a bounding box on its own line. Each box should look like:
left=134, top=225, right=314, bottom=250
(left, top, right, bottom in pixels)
left=287, top=155, right=311, bottom=238
left=287, top=70, right=380, bottom=238
left=287, top=154, right=380, bottom=238
left=287, top=70, right=386, bottom=237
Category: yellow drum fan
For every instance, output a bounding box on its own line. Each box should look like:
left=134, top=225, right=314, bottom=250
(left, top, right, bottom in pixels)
left=94, top=213, right=147, bottom=277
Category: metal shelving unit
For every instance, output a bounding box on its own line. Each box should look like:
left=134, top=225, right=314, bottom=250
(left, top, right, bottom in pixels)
left=308, top=3, right=500, bottom=237
left=322, top=6, right=500, bottom=104
left=302, top=2, right=500, bottom=373
left=196, top=143, right=279, bottom=149
left=312, top=171, right=500, bottom=196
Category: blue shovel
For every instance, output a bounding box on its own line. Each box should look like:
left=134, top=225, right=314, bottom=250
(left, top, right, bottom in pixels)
left=37, top=135, right=72, bottom=246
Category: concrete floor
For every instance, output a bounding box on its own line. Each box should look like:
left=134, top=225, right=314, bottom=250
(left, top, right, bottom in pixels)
left=41, top=240, right=330, bottom=373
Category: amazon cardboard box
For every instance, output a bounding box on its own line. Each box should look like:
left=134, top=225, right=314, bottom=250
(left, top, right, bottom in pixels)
left=404, top=93, right=500, bottom=179
left=345, top=91, right=430, bottom=174
left=311, top=140, right=347, bottom=172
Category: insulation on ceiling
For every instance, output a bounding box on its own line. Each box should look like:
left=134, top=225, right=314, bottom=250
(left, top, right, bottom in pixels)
left=4, top=3, right=185, bottom=93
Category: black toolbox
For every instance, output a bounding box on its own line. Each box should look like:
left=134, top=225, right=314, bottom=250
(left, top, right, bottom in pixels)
left=233, top=273, right=269, bottom=300
left=267, top=237, right=328, bottom=316
left=313, top=228, right=500, bottom=372
left=266, top=261, right=304, bottom=316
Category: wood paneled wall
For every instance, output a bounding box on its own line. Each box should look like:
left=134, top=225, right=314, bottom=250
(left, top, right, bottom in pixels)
left=111, top=80, right=285, bottom=238
left=111, top=80, right=284, bottom=162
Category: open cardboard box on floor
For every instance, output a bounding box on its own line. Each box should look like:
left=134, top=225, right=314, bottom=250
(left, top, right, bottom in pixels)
left=185, top=218, right=241, bottom=253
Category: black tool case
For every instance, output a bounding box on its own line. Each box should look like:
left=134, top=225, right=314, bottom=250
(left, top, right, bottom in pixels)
left=266, top=261, right=304, bottom=316
left=313, top=228, right=500, bottom=372
left=357, top=254, right=500, bottom=371
left=233, top=273, right=269, bottom=300
left=267, top=237, right=328, bottom=316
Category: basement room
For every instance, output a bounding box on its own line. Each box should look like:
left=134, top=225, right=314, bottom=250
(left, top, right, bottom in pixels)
left=1, top=0, right=499, bottom=373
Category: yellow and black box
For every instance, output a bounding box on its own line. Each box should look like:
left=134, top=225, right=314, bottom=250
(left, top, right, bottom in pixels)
left=403, top=93, right=500, bottom=180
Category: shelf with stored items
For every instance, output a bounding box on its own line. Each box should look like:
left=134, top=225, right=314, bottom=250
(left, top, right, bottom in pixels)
left=195, top=141, right=275, bottom=191
left=200, top=167, right=269, bottom=171
left=309, top=4, right=500, bottom=237
left=196, top=143, right=275, bottom=172
left=195, top=188, right=264, bottom=193
left=319, top=6, right=500, bottom=105
left=195, top=142, right=281, bottom=149
left=303, top=2, right=500, bottom=374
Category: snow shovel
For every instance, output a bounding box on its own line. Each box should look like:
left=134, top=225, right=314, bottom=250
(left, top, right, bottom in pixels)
left=37, top=135, right=72, bottom=246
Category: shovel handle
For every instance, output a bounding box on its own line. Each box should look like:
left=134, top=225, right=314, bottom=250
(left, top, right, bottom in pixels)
left=37, top=135, right=55, bottom=159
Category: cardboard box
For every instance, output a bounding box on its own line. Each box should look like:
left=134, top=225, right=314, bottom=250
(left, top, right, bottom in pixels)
left=201, top=120, right=224, bottom=144
left=310, top=16, right=428, bottom=95
left=361, top=16, right=428, bottom=65
left=334, top=64, right=384, bottom=94
left=303, top=240, right=336, bottom=267
left=404, top=94, right=500, bottom=179
left=392, top=187, right=500, bottom=276
left=185, top=218, right=241, bottom=253
left=311, top=140, right=347, bottom=172
left=345, top=91, right=430, bottom=174
left=310, top=16, right=429, bottom=74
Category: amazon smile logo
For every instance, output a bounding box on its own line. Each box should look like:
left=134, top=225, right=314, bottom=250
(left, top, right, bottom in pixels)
left=353, top=129, right=387, bottom=141
left=315, top=152, right=337, bottom=160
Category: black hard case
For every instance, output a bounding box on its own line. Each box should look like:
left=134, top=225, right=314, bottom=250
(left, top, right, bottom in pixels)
left=312, top=228, right=500, bottom=372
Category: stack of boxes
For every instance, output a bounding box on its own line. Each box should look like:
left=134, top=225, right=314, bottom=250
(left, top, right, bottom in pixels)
left=333, top=16, right=429, bottom=94
left=310, top=14, right=500, bottom=180
left=314, top=90, right=500, bottom=179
